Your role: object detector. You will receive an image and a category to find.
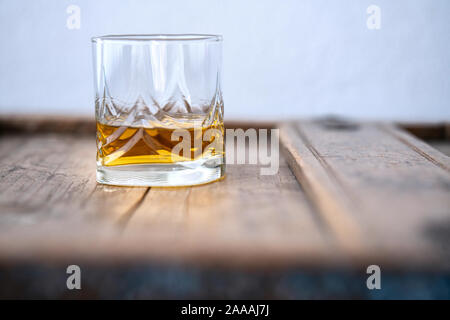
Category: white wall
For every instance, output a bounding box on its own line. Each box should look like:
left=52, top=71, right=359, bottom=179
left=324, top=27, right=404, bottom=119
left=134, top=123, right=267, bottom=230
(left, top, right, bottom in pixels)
left=0, top=0, right=449, bottom=121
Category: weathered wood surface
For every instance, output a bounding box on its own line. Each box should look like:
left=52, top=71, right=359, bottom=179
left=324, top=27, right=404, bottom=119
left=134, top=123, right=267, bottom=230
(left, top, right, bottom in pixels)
left=0, top=127, right=334, bottom=269
left=0, top=116, right=449, bottom=298
left=280, top=119, right=450, bottom=271
left=0, top=116, right=449, bottom=272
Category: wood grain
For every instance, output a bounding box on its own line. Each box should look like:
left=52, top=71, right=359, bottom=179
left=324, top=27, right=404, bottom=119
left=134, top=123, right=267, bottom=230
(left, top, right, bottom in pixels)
left=0, top=131, right=336, bottom=269
left=280, top=119, right=450, bottom=270
left=0, top=116, right=449, bottom=272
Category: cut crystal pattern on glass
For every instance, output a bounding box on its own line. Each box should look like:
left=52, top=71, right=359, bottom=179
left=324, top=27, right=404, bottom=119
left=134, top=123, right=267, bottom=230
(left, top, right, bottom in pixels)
left=93, top=35, right=223, bottom=128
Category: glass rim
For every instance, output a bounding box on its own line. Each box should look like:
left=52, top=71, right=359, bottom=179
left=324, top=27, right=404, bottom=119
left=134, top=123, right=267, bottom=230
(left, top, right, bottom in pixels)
left=91, top=34, right=222, bottom=43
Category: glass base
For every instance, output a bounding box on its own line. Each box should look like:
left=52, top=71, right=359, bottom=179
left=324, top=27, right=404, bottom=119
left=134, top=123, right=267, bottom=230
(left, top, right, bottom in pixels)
left=96, top=156, right=225, bottom=187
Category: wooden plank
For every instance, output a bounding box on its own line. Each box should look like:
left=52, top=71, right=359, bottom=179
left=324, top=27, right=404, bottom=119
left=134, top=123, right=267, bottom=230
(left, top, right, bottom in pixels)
left=0, top=133, right=151, bottom=263
left=381, top=123, right=450, bottom=173
left=1, top=116, right=449, bottom=270
left=279, top=124, right=365, bottom=258
left=1, top=116, right=450, bottom=298
left=0, top=134, right=148, bottom=225
left=280, top=119, right=450, bottom=270
left=0, top=131, right=335, bottom=269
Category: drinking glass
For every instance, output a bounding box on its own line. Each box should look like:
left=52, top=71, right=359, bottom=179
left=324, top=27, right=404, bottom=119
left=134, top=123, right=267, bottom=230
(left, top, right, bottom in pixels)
left=92, top=34, right=225, bottom=186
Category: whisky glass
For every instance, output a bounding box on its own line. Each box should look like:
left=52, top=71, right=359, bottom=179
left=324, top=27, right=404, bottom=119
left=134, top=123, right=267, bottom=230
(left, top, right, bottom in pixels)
left=92, top=34, right=224, bottom=186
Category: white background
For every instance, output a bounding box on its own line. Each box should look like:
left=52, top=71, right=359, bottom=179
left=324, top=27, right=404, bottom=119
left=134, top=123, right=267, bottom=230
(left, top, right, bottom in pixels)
left=0, top=0, right=449, bottom=121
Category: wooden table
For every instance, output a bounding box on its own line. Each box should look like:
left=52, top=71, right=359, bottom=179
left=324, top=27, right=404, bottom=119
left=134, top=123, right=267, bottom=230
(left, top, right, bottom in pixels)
left=0, top=116, right=449, bottom=299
